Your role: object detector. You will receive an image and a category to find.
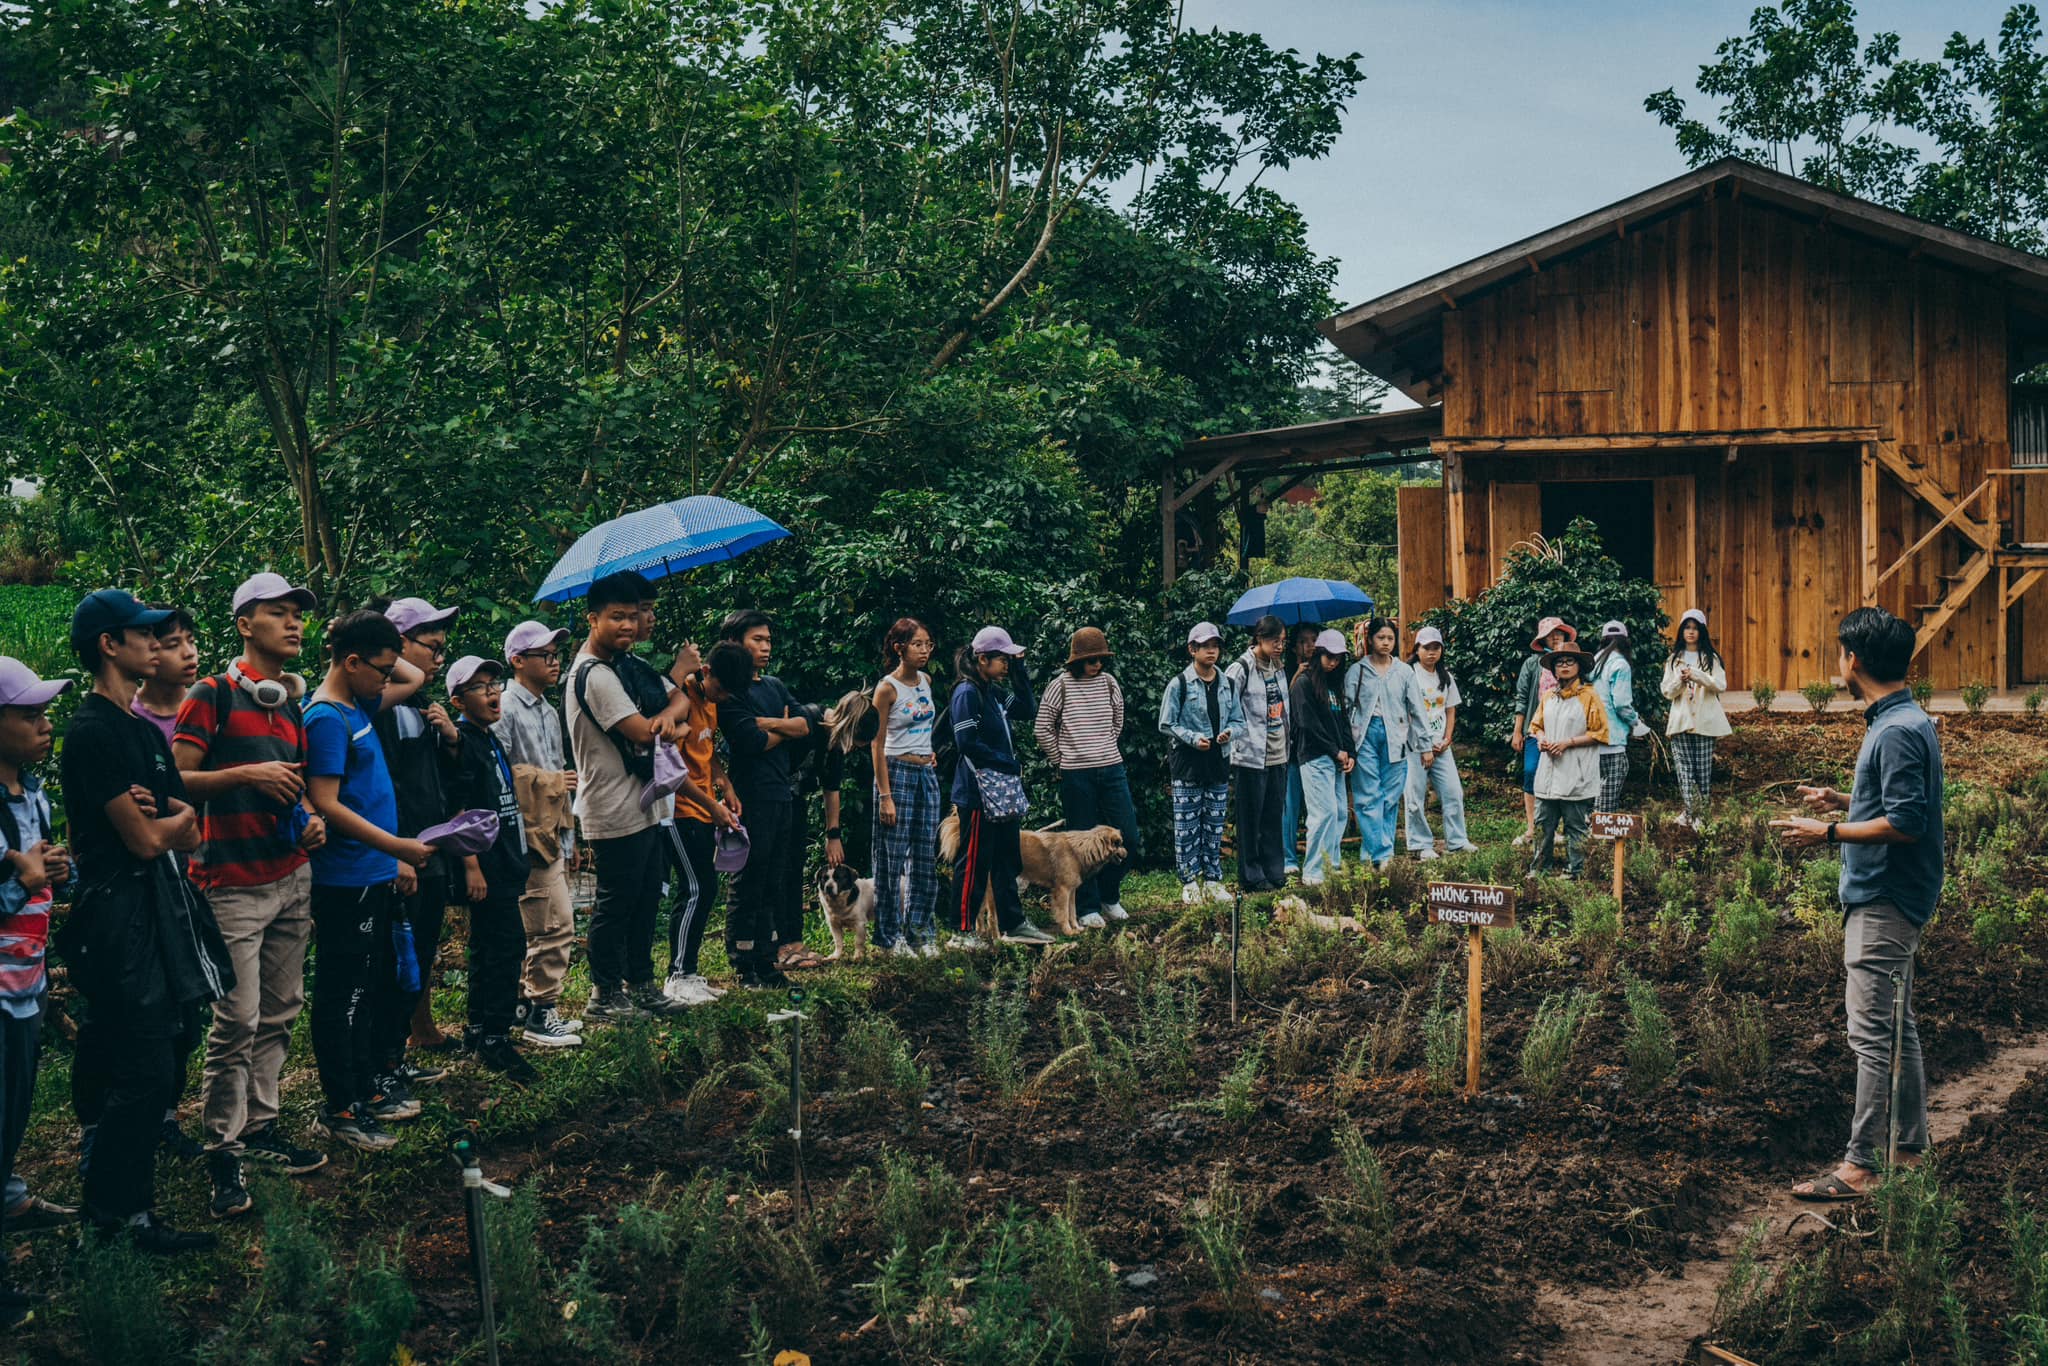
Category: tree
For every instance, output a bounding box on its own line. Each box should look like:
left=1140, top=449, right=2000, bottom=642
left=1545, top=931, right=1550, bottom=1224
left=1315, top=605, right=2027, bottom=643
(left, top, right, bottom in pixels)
left=1647, top=1, right=2048, bottom=250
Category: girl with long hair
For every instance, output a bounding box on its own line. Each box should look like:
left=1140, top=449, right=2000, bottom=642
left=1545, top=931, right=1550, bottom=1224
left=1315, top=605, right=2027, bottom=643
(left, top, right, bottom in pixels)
left=1341, top=617, right=1428, bottom=871
left=1279, top=622, right=1320, bottom=878
left=870, top=618, right=941, bottom=956
left=1403, top=626, right=1475, bottom=858
left=1288, top=630, right=1354, bottom=884
left=1660, top=609, right=1729, bottom=826
left=1590, top=621, right=1640, bottom=814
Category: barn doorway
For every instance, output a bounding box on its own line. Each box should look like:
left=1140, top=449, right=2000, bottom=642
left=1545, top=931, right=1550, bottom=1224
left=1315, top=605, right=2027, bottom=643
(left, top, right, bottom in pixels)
left=1543, top=480, right=1655, bottom=583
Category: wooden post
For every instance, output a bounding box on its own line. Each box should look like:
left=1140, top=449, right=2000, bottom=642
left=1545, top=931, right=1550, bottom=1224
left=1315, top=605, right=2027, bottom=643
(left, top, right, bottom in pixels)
left=1465, top=925, right=1483, bottom=1097
left=1998, top=565, right=2010, bottom=691
left=1861, top=443, right=1880, bottom=607
left=1426, top=881, right=1517, bottom=1098
left=1591, top=812, right=1641, bottom=911
left=1612, top=836, right=1626, bottom=909
left=1159, top=463, right=1176, bottom=593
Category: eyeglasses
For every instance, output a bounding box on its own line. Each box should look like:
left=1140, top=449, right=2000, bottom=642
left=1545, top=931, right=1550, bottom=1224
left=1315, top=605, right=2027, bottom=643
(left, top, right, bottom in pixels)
left=521, top=652, right=560, bottom=665
left=360, top=658, right=398, bottom=682
left=413, top=643, right=448, bottom=660
left=461, top=682, right=504, bottom=698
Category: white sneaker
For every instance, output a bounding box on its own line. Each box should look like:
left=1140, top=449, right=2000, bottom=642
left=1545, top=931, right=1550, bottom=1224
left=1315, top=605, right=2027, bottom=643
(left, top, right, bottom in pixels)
left=918, top=940, right=942, bottom=959
left=1204, top=881, right=1233, bottom=903
left=1511, top=831, right=1533, bottom=848
left=1103, top=903, right=1129, bottom=922
left=1447, top=843, right=1480, bottom=854
left=661, top=973, right=718, bottom=1007
left=889, top=938, right=919, bottom=959
left=1415, top=848, right=1440, bottom=862
left=948, top=933, right=988, bottom=952
left=1181, top=882, right=1204, bottom=905
left=681, top=974, right=725, bottom=1001
left=1078, top=912, right=1107, bottom=930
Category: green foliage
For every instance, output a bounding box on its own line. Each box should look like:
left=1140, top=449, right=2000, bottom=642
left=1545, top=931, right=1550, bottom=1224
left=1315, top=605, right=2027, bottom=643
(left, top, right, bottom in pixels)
left=1913, top=677, right=1937, bottom=707
left=1028, top=1185, right=1119, bottom=1351
left=1250, top=468, right=1404, bottom=615
left=488, top=1184, right=569, bottom=1353
left=1697, top=994, right=1772, bottom=1089
left=1339, top=986, right=1417, bottom=1089
left=1799, top=679, right=1838, bottom=713
left=1621, top=973, right=1677, bottom=1095
left=877, top=1152, right=966, bottom=1265
left=1863, top=1162, right=1965, bottom=1356
left=1183, top=1166, right=1254, bottom=1313
left=1749, top=679, right=1777, bottom=711
left=1421, top=964, right=1466, bottom=1095
left=1417, top=518, right=1669, bottom=742
left=1213, top=1044, right=1265, bottom=1129
left=0, top=583, right=73, bottom=677
left=1135, top=977, right=1201, bottom=1092
left=972, top=970, right=1033, bottom=1101
left=837, top=1011, right=930, bottom=1124
left=1520, top=989, right=1598, bottom=1102
left=869, top=1210, right=1073, bottom=1366
left=74, top=1236, right=185, bottom=1364
left=2027, top=685, right=2046, bottom=715
left=344, top=1239, right=417, bottom=1366
left=1704, top=891, right=1776, bottom=982
left=1962, top=679, right=1993, bottom=713
left=1268, top=1001, right=1330, bottom=1078
left=1321, top=1122, right=1396, bottom=1272
left=1647, top=0, right=2048, bottom=250
left=1568, top=891, right=1623, bottom=975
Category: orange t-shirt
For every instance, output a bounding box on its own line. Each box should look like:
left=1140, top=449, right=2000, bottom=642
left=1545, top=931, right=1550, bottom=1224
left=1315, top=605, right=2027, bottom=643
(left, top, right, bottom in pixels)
left=673, top=676, right=719, bottom=823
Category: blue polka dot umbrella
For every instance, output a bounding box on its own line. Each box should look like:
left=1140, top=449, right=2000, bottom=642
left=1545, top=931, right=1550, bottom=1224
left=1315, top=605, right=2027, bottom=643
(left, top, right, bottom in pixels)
left=1225, top=577, right=1374, bottom=627
left=534, top=496, right=791, bottom=603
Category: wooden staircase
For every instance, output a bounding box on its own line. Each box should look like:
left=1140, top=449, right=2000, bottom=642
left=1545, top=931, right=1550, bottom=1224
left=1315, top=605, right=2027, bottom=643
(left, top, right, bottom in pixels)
left=1865, top=442, right=2007, bottom=659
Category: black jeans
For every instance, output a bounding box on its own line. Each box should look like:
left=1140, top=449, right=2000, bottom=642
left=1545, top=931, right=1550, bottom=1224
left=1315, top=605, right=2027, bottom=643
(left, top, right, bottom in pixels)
left=75, top=998, right=184, bottom=1222
left=1234, top=764, right=1289, bottom=891
left=311, top=883, right=397, bottom=1111
left=382, top=870, right=446, bottom=1065
left=955, top=807, right=1026, bottom=934
left=666, top=820, right=717, bottom=977
left=465, top=888, right=526, bottom=1037
left=0, top=1009, right=38, bottom=1243
left=728, top=797, right=793, bottom=967
left=1056, top=763, right=1139, bottom=912
left=588, top=828, right=664, bottom=992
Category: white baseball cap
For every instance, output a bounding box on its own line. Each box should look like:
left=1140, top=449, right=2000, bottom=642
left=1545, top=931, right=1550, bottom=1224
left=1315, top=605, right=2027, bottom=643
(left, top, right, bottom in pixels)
left=386, top=597, right=459, bottom=635
left=504, top=620, right=569, bottom=658
left=0, top=657, right=71, bottom=709
left=1314, top=628, right=1348, bottom=655
left=445, top=655, right=504, bottom=693
left=231, top=571, right=318, bottom=618
left=1600, top=619, right=1629, bottom=639
left=970, top=626, right=1025, bottom=656
left=1413, top=626, right=1444, bottom=648
left=1186, top=621, right=1223, bottom=646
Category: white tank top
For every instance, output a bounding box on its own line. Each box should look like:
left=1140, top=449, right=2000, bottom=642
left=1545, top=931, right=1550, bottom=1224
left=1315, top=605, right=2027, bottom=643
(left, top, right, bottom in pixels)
left=883, top=671, right=936, bottom=757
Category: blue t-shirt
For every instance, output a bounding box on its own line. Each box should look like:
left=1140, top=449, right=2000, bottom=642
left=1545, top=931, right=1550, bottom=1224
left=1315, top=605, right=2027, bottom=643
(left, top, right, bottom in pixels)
left=304, top=695, right=400, bottom=887
left=1838, top=688, right=1945, bottom=926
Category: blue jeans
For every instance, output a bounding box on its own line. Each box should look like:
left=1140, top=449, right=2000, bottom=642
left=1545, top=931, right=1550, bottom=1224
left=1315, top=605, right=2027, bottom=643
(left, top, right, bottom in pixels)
left=1405, top=747, right=1470, bottom=851
left=1348, top=716, right=1405, bottom=867
left=1057, top=763, right=1139, bottom=912
left=1299, top=756, right=1348, bottom=884
left=1282, top=763, right=1305, bottom=874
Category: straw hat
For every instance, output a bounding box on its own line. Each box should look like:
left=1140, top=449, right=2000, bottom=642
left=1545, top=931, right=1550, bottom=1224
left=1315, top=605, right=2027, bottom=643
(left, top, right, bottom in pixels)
left=1542, top=643, right=1596, bottom=672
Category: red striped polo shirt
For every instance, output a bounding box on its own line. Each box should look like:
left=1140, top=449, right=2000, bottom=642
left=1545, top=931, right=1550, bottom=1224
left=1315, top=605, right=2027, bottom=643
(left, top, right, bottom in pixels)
left=173, top=670, right=312, bottom=890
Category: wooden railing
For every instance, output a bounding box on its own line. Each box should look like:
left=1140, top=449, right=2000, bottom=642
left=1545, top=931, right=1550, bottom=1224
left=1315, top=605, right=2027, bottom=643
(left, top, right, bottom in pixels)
left=1870, top=476, right=1994, bottom=599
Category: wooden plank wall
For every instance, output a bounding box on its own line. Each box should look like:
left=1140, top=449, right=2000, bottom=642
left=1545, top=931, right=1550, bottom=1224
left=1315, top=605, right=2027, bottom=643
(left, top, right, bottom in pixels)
left=1487, top=482, right=1542, bottom=581
left=1396, top=484, right=1447, bottom=629
left=1436, top=194, right=2015, bottom=687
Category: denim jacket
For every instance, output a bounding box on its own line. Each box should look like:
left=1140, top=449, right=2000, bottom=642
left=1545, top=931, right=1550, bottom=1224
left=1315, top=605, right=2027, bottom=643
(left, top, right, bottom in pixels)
left=1221, top=648, right=1289, bottom=769
left=1593, top=653, right=1638, bottom=756
left=1157, top=664, right=1246, bottom=750
left=1341, top=657, right=1428, bottom=762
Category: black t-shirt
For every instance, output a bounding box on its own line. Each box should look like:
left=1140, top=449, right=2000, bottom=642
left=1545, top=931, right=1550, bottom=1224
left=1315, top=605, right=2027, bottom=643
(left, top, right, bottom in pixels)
left=61, top=691, right=189, bottom=883
left=450, top=718, right=528, bottom=893
left=721, top=675, right=803, bottom=803
left=1168, top=673, right=1230, bottom=787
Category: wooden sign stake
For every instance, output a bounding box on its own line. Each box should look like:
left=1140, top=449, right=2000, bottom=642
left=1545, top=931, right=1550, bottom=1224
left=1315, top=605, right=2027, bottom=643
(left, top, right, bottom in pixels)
left=1426, top=882, right=1518, bottom=1098
left=1591, top=812, right=1644, bottom=914
left=1613, top=835, right=1626, bottom=908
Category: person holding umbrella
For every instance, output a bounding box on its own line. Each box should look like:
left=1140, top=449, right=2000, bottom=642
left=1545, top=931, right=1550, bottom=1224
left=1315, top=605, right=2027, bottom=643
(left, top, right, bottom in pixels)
left=1222, top=615, right=1290, bottom=892
left=1290, top=630, right=1354, bottom=885
left=1280, top=622, right=1320, bottom=879
left=1034, top=626, right=1136, bottom=927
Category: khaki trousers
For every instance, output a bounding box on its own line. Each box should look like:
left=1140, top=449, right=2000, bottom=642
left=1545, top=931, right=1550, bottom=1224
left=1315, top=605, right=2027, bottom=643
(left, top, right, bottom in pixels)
left=518, top=856, right=575, bottom=1005
left=199, top=863, right=313, bottom=1151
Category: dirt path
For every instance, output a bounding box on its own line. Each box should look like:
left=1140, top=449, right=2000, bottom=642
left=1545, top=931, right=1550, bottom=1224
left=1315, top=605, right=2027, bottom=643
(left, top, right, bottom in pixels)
left=1533, top=1030, right=2048, bottom=1366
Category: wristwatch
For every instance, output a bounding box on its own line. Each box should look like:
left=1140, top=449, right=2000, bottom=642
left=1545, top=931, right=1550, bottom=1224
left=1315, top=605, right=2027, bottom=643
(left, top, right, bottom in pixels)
left=1826, top=823, right=1838, bottom=844
left=823, top=827, right=843, bottom=840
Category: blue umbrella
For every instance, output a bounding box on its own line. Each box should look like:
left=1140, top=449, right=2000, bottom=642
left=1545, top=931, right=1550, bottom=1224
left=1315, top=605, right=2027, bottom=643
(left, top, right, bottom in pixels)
left=1226, top=577, right=1374, bottom=627
left=535, top=495, right=791, bottom=603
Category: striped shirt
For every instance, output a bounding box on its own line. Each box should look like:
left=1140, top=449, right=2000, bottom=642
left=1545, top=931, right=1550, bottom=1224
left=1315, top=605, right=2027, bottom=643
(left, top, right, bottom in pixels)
left=173, top=670, right=312, bottom=891
left=1034, top=671, right=1124, bottom=770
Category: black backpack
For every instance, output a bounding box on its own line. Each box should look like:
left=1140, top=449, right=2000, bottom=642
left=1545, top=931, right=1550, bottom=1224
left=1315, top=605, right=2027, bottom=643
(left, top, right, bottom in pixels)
left=567, top=657, right=656, bottom=783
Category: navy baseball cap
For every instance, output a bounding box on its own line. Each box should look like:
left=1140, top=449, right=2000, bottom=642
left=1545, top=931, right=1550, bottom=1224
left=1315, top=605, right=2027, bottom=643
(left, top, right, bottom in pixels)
left=71, top=589, right=173, bottom=653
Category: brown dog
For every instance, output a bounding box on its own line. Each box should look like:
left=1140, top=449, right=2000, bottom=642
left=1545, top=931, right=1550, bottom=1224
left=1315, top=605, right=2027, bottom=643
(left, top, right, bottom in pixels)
left=939, top=811, right=1128, bottom=936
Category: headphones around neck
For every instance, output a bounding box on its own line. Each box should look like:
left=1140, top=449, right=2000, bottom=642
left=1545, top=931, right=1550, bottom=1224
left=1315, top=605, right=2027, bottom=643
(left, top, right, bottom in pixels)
left=228, top=660, right=307, bottom=710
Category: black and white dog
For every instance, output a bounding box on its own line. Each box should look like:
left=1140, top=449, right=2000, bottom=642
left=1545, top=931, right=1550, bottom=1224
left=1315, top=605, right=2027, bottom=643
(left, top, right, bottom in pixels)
left=814, top=863, right=877, bottom=961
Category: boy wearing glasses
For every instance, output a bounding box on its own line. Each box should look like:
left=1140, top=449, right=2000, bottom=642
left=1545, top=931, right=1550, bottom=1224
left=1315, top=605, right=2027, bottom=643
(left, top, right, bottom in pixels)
left=302, top=611, right=434, bottom=1153
left=370, top=597, right=461, bottom=1098
left=494, top=621, right=582, bottom=1047
left=444, top=657, right=537, bottom=1085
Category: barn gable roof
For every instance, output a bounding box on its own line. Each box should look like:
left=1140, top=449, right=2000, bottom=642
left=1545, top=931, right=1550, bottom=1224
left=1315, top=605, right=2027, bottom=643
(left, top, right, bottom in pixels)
left=1323, top=156, right=2048, bottom=406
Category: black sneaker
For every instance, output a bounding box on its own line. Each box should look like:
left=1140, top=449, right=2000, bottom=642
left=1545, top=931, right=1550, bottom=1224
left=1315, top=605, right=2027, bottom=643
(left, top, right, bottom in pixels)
left=629, top=981, right=686, bottom=1016
left=477, top=1036, right=541, bottom=1087
left=366, top=1075, right=422, bottom=1122
left=737, top=959, right=791, bottom=990
left=583, top=986, right=650, bottom=1024
left=309, top=1106, right=399, bottom=1154
left=206, top=1151, right=252, bottom=1220
left=393, top=1057, right=447, bottom=1086
left=239, top=1126, right=329, bottom=1176
left=158, top=1119, right=205, bottom=1161
left=89, top=1212, right=218, bottom=1255
left=513, top=998, right=534, bottom=1032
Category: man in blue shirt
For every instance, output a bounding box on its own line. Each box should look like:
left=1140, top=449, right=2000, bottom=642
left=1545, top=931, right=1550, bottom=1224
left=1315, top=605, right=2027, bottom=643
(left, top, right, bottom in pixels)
left=1773, top=606, right=1943, bottom=1200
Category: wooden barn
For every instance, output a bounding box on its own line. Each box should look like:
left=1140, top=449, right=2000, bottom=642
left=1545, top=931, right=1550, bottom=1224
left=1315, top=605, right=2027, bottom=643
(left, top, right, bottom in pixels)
left=1171, top=157, right=2048, bottom=690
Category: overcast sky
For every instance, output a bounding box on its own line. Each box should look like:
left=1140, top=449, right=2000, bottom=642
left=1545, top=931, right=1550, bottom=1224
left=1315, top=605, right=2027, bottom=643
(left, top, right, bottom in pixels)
left=1179, top=0, right=2021, bottom=311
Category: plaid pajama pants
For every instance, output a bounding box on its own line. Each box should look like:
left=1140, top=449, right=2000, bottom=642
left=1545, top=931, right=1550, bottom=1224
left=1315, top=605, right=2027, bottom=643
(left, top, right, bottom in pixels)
left=1671, top=732, right=1716, bottom=818
left=1596, top=751, right=1630, bottom=813
left=1171, top=780, right=1230, bottom=883
left=872, top=759, right=941, bottom=945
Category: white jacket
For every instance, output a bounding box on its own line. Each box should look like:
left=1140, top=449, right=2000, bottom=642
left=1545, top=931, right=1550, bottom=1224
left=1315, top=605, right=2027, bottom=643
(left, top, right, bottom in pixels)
left=1661, top=653, right=1731, bottom=739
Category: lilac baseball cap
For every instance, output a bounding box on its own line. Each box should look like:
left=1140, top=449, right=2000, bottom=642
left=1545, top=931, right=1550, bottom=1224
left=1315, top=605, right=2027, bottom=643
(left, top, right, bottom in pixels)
left=639, top=740, right=688, bottom=811
left=970, top=625, right=1025, bottom=656
left=1185, top=621, right=1223, bottom=646
left=504, top=620, right=568, bottom=658
left=0, top=657, right=72, bottom=709
left=713, top=823, right=751, bottom=873
left=385, top=597, right=459, bottom=636
left=231, top=571, right=319, bottom=618
left=419, top=809, right=501, bottom=856
left=445, top=655, right=504, bottom=693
